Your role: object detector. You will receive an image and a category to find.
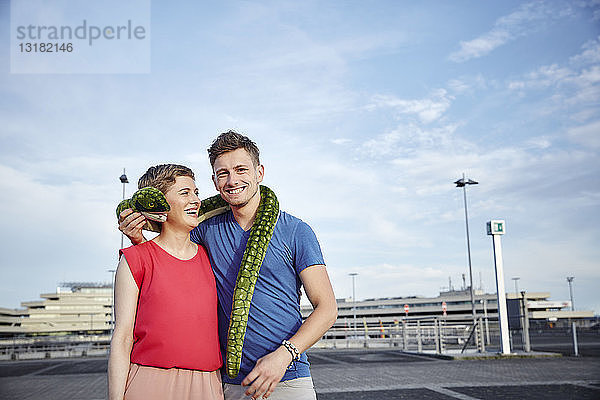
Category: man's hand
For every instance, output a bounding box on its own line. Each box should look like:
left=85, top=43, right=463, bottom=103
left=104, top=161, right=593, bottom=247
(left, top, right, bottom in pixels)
left=118, top=209, right=147, bottom=246
left=241, top=346, right=292, bottom=399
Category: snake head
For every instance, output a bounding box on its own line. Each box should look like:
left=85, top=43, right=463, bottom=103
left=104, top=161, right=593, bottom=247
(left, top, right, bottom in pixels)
left=131, top=187, right=170, bottom=222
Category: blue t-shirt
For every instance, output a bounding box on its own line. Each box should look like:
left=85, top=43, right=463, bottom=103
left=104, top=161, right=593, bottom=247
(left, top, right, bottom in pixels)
left=190, top=210, right=325, bottom=384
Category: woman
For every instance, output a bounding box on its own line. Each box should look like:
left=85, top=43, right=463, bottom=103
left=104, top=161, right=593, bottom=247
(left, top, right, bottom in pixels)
left=108, top=164, right=224, bottom=400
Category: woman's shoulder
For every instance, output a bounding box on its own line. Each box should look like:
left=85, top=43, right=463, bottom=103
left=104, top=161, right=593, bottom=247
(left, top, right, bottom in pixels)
left=121, top=240, right=154, bottom=256
left=120, top=241, right=158, bottom=269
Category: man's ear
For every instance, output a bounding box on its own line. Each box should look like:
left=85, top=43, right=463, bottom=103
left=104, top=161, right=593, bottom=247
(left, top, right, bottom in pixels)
left=256, top=164, right=264, bottom=184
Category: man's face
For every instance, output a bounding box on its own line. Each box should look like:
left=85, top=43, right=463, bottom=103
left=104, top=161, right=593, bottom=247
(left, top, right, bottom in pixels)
left=212, top=148, right=264, bottom=208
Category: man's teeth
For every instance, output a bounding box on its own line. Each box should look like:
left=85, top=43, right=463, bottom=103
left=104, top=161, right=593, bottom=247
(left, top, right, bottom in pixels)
left=228, top=187, right=244, bottom=194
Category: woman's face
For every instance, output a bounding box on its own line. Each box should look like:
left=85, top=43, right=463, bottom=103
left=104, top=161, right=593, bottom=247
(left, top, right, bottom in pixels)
left=163, top=175, right=200, bottom=230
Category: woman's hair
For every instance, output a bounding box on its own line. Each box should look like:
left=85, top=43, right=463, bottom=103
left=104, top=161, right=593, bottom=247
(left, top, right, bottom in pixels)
left=138, top=164, right=195, bottom=194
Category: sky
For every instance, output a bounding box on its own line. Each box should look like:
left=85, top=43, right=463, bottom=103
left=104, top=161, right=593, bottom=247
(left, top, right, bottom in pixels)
left=1, top=1, right=599, bottom=314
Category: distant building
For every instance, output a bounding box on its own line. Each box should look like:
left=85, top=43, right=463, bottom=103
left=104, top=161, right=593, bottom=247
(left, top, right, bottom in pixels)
left=0, top=307, right=26, bottom=336
left=301, top=289, right=595, bottom=331
left=0, top=282, right=112, bottom=336
left=0, top=284, right=594, bottom=337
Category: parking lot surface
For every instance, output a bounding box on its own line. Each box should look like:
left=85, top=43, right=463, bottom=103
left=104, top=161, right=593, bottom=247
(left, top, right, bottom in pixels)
left=1, top=348, right=599, bottom=399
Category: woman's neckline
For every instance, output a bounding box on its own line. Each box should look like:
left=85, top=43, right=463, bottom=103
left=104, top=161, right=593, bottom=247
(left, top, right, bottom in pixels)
left=149, top=239, right=199, bottom=261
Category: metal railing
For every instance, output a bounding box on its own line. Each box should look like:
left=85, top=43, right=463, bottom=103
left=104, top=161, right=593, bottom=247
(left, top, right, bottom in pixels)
left=0, top=335, right=111, bottom=360
left=317, top=316, right=498, bottom=354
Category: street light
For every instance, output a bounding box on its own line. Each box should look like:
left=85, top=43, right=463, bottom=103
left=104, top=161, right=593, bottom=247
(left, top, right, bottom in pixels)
left=108, top=269, right=116, bottom=333
left=119, top=169, right=129, bottom=250
left=349, top=273, right=358, bottom=336
left=454, top=173, right=478, bottom=319
left=512, top=277, right=520, bottom=297
left=567, top=276, right=579, bottom=356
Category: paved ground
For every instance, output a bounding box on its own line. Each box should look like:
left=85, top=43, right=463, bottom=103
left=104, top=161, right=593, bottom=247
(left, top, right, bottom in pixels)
left=1, top=348, right=599, bottom=400
left=516, top=331, right=600, bottom=358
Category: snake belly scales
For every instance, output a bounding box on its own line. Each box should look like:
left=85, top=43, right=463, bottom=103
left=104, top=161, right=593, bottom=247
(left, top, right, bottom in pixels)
left=117, top=185, right=280, bottom=378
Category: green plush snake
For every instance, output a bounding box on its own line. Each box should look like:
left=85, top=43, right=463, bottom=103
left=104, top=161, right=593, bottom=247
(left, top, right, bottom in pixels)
left=116, top=185, right=279, bottom=379
left=116, top=187, right=171, bottom=232
left=225, top=185, right=279, bottom=378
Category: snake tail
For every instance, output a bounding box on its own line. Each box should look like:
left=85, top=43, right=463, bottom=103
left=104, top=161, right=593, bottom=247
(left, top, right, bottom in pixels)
left=225, top=185, right=279, bottom=378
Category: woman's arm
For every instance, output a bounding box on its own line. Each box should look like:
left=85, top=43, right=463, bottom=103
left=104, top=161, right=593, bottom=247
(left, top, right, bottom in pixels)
left=108, top=256, right=139, bottom=400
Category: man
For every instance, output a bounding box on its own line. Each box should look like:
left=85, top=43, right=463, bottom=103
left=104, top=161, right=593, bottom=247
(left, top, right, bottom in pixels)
left=119, top=131, right=337, bottom=400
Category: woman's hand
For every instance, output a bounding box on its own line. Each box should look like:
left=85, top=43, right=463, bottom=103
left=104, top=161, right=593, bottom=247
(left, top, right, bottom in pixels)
left=118, top=209, right=148, bottom=245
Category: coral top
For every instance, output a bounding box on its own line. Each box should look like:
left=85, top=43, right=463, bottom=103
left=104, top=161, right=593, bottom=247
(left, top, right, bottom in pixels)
left=120, top=240, right=222, bottom=371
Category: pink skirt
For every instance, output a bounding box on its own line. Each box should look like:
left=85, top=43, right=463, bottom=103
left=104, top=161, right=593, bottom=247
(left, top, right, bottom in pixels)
left=124, top=363, right=224, bottom=400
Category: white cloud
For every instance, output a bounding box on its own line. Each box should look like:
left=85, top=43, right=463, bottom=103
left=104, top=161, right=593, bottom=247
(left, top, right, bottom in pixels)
left=361, top=123, right=463, bottom=158
left=508, top=63, right=581, bottom=92
left=449, top=31, right=510, bottom=63
left=449, top=1, right=574, bottom=62
left=526, top=137, right=552, bottom=149
left=506, top=36, right=600, bottom=121
left=570, top=36, right=600, bottom=65
left=367, top=89, right=453, bottom=124
left=568, top=120, right=600, bottom=148
left=447, top=79, right=470, bottom=93
left=509, top=36, right=600, bottom=89
left=447, top=75, right=487, bottom=94
left=331, top=138, right=352, bottom=145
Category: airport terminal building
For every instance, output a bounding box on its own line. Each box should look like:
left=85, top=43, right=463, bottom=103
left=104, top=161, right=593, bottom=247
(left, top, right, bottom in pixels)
left=0, top=283, right=594, bottom=338
left=310, top=288, right=594, bottom=330
left=0, top=283, right=112, bottom=337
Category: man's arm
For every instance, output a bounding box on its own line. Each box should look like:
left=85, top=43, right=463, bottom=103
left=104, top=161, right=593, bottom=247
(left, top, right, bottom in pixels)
left=118, top=209, right=148, bottom=245
left=241, top=264, right=337, bottom=399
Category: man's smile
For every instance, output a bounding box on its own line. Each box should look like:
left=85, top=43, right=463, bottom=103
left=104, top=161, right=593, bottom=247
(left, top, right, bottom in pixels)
left=226, top=186, right=246, bottom=195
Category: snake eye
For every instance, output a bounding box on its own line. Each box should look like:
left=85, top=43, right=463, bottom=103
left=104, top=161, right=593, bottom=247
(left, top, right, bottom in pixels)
left=149, top=202, right=154, bottom=207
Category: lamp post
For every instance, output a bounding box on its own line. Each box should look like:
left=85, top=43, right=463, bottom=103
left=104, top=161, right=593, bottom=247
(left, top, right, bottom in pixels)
left=520, top=291, right=531, bottom=352
left=512, top=277, right=520, bottom=298
left=119, top=169, right=129, bottom=250
left=349, top=273, right=358, bottom=337
left=567, top=277, right=579, bottom=356
left=108, top=269, right=116, bottom=333
left=454, top=173, right=478, bottom=319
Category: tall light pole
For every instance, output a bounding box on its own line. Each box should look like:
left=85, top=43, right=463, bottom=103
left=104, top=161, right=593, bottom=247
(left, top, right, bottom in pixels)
left=567, top=276, right=579, bottom=356
left=119, top=169, right=129, bottom=250
left=455, top=173, right=478, bottom=319
left=512, top=277, right=520, bottom=297
left=108, top=269, right=116, bottom=333
left=349, top=273, right=358, bottom=336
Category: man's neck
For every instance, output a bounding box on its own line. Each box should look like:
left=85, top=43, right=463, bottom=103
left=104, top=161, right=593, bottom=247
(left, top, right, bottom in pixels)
left=231, top=191, right=261, bottom=231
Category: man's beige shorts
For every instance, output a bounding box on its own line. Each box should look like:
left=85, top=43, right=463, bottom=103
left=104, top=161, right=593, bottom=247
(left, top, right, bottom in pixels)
left=223, top=377, right=317, bottom=400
